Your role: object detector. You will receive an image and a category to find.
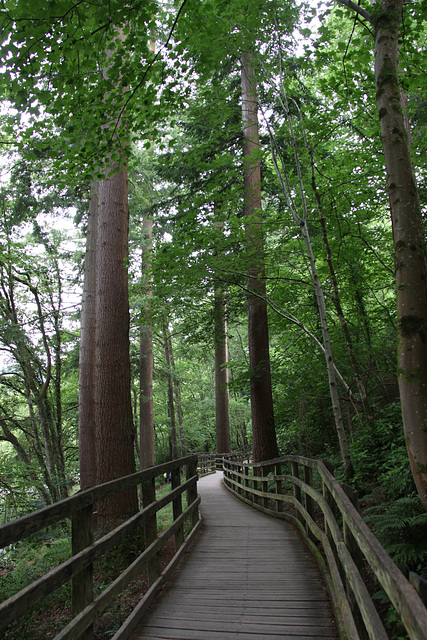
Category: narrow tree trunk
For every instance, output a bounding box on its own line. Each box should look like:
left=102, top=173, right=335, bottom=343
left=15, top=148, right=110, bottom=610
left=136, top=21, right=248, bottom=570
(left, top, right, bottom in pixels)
left=301, top=215, right=354, bottom=479
left=374, top=0, right=427, bottom=509
left=169, top=336, right=187, bottom=456
left=78, top=181, right=98, bottom=490
left=350, top=266, right=372, bottom=352
left=270, top=86, right=353, bottom=479
left=140, top=216, right=155, bottom=469
left=241, top=51, right=278, bottom=463
left=163, top=322, right=179, bottom=460
left=0, top=420, right=51, bottom=504
left=311, top=160, right=369, bottom=415
left=214, top=207, right=230, bottom=454
left=51, top=270, right=67, bottom=498
left=214, top=284, right=230, bottom=454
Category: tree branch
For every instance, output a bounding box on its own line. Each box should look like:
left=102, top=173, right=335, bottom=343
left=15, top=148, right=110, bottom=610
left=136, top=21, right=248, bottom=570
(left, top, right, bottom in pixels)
left=334, top=0, right=372, bottom=23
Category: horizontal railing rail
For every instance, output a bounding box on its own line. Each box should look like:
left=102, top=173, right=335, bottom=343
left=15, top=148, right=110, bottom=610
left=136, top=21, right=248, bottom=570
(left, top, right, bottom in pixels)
left=0, top=455, right=201, bottom=640
left=197, top=450, right=246, bottom=476
left=197, top=450, right=251, bottom=476
left=196, top=452, right=217, bottom=476
left=223, top=455, right=427, bottom=640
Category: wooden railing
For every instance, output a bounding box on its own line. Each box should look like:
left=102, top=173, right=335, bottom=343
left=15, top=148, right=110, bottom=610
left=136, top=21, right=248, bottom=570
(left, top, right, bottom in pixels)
left=197, top=450, right=251, bottom=476
left=197, top=452, right=217, bottom=476
left=223, top=455, right=427, bottom=640
left=0, top=455, right=200, bottom=640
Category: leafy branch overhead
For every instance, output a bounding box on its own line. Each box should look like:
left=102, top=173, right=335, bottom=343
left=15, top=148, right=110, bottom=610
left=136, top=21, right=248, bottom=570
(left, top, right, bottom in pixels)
left=0, top=0, right=427, bottom=539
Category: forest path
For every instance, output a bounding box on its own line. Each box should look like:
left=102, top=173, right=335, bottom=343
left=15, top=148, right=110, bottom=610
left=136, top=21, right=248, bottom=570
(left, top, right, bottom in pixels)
left=131, top=471, right=338, bottom=640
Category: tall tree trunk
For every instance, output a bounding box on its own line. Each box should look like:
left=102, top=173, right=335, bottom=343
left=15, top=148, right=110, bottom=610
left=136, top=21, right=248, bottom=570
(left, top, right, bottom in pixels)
left=79, top=27, right=138, bottom=528
left=374, top=0, right=427, bottom=509
left=140, top=216, right=155, bottom=469
left=302, top=219, right=354, bottom=480
left=78, top=180, right=98, bottom=490
left=163, top=322, right=179, bottom=460
left=350, top=266, right=372, bottom=352
left=214, top=283, right=230, bottom=454
left=241, top=51, right=279, bottom=463
left=311, top=159, right=369, bottom=416
left=214, top=208, right=230, bottom=454
left=95, top=164, right=138, bottom=527
left=270, top=83, right=353, bottom=479
left=168, top=335, right=187, bottom=456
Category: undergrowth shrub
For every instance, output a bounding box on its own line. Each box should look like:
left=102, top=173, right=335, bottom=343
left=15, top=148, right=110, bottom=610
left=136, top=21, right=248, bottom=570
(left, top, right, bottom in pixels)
left=349, top=403, right=414, bottom=499
left=363, top=495, right=427, bottom=640
left=364, top=495, right=427, bottom=574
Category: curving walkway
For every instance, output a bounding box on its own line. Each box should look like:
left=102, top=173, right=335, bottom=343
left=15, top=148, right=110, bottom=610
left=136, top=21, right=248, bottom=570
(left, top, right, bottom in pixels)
left=131, top=471, right=338, bottom=640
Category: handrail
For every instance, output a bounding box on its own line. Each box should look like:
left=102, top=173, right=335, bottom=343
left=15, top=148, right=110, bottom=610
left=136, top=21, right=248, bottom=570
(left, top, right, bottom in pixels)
left=196, top=452, right=217, bottom=476
left=223, top=455, right=427, bottom=640
left=197, top=450, right=249, bottom=476
left=0, top=455, right=201, bottom=640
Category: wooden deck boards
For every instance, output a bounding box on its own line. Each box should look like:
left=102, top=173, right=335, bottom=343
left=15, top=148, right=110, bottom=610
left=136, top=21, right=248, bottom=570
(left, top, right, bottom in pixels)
left=131, top=471, right=338, bottom=640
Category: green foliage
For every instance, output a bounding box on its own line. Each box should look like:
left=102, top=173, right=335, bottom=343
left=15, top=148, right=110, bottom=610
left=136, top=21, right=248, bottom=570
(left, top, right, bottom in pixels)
left=364, top=496, right=427, bottom=572
left=0, top=529, right=72, bottom=639
left=349, top=404, right=414, bottom=499
left=364, top=495, right=427, bottom=639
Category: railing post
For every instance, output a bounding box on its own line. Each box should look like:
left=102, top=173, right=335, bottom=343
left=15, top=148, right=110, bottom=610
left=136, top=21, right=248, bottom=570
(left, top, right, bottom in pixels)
left=410, top=572, right=427, bottom=607
left=251, top=464, right=257, bottom=504
left=341, top=484, right=361, bottom=563
left=303, top=465, right=316, bottom=542
left=262, top=465, right=271, bottom=509
left=321, top=460, right=336, bottom=540
left=275, top=462, right=283, bottom=513
left=238, top=462, right=244, bottom=496
left=171, top=466, right=184, bottom=552
left=186, top=457, right=199, bottom=529
left=142, top=476, right=160, bottom=586
left=244, top=465, right=250, bottom=501
left=291, top=460, right=304, bottom=525
left=72, top=504, right=94, bottom=640
left=223, top=458, right=228, bottom=486
left=341, top=483, right=369, bottom=640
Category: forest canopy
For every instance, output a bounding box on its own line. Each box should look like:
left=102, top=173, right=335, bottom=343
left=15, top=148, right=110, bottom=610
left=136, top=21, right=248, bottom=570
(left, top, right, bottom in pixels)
left=0, top=0, right=426, bottom=530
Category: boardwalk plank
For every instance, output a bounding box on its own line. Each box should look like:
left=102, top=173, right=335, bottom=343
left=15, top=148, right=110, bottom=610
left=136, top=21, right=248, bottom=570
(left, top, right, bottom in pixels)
left=131, top=472, right=338, bottom=640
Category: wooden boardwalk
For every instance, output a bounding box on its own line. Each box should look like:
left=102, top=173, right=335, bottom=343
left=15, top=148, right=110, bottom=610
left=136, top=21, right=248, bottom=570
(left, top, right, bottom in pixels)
left=131, top=471, right=338, bottom=640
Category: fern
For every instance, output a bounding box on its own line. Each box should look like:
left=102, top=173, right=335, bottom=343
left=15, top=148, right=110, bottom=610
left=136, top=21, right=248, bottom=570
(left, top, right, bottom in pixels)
left=364, top=496, right=427, bottom=573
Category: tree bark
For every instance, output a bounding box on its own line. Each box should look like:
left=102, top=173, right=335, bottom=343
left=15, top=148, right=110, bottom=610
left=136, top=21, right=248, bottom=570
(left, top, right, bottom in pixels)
left=94, top=164, right=138, bottom=527
left=140, top=216, right=155, bottom=469
left=214, top=208, right=230, bottom=454
left=78, top=180, right=98, bottom=490
left=214, top=283, right=230, bottom=454
left=270, top=83, right=353, bottom=479
left=241, top=51, right=279, bottom=463
left=168, top=335, right=187, bottom=456
left=374, top=0, right=427, bottom=508
left=311, top=159, right=369, bottom=416
left=163, top=322, right=179, bottom=460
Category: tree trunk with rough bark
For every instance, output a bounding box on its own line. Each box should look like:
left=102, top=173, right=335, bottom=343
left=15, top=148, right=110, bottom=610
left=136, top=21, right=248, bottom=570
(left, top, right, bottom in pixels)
left=270, top=80, right=353, bottom=479
left=140, top=216, right=155, bottom=469
left=163, top=322, right=179, bottom=460
left=168, top=335, right=187, bottom=457
left=374, top=0, right=427, bottom=509
left=78, top=180, right=98, bottom=490
left=214, top=284, right=230, bottom=454
left=94, top=164, right=138, bottom=528
left=311, top=160, right=369, bottom=417
left=241, top=51, right=279, bottom=463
